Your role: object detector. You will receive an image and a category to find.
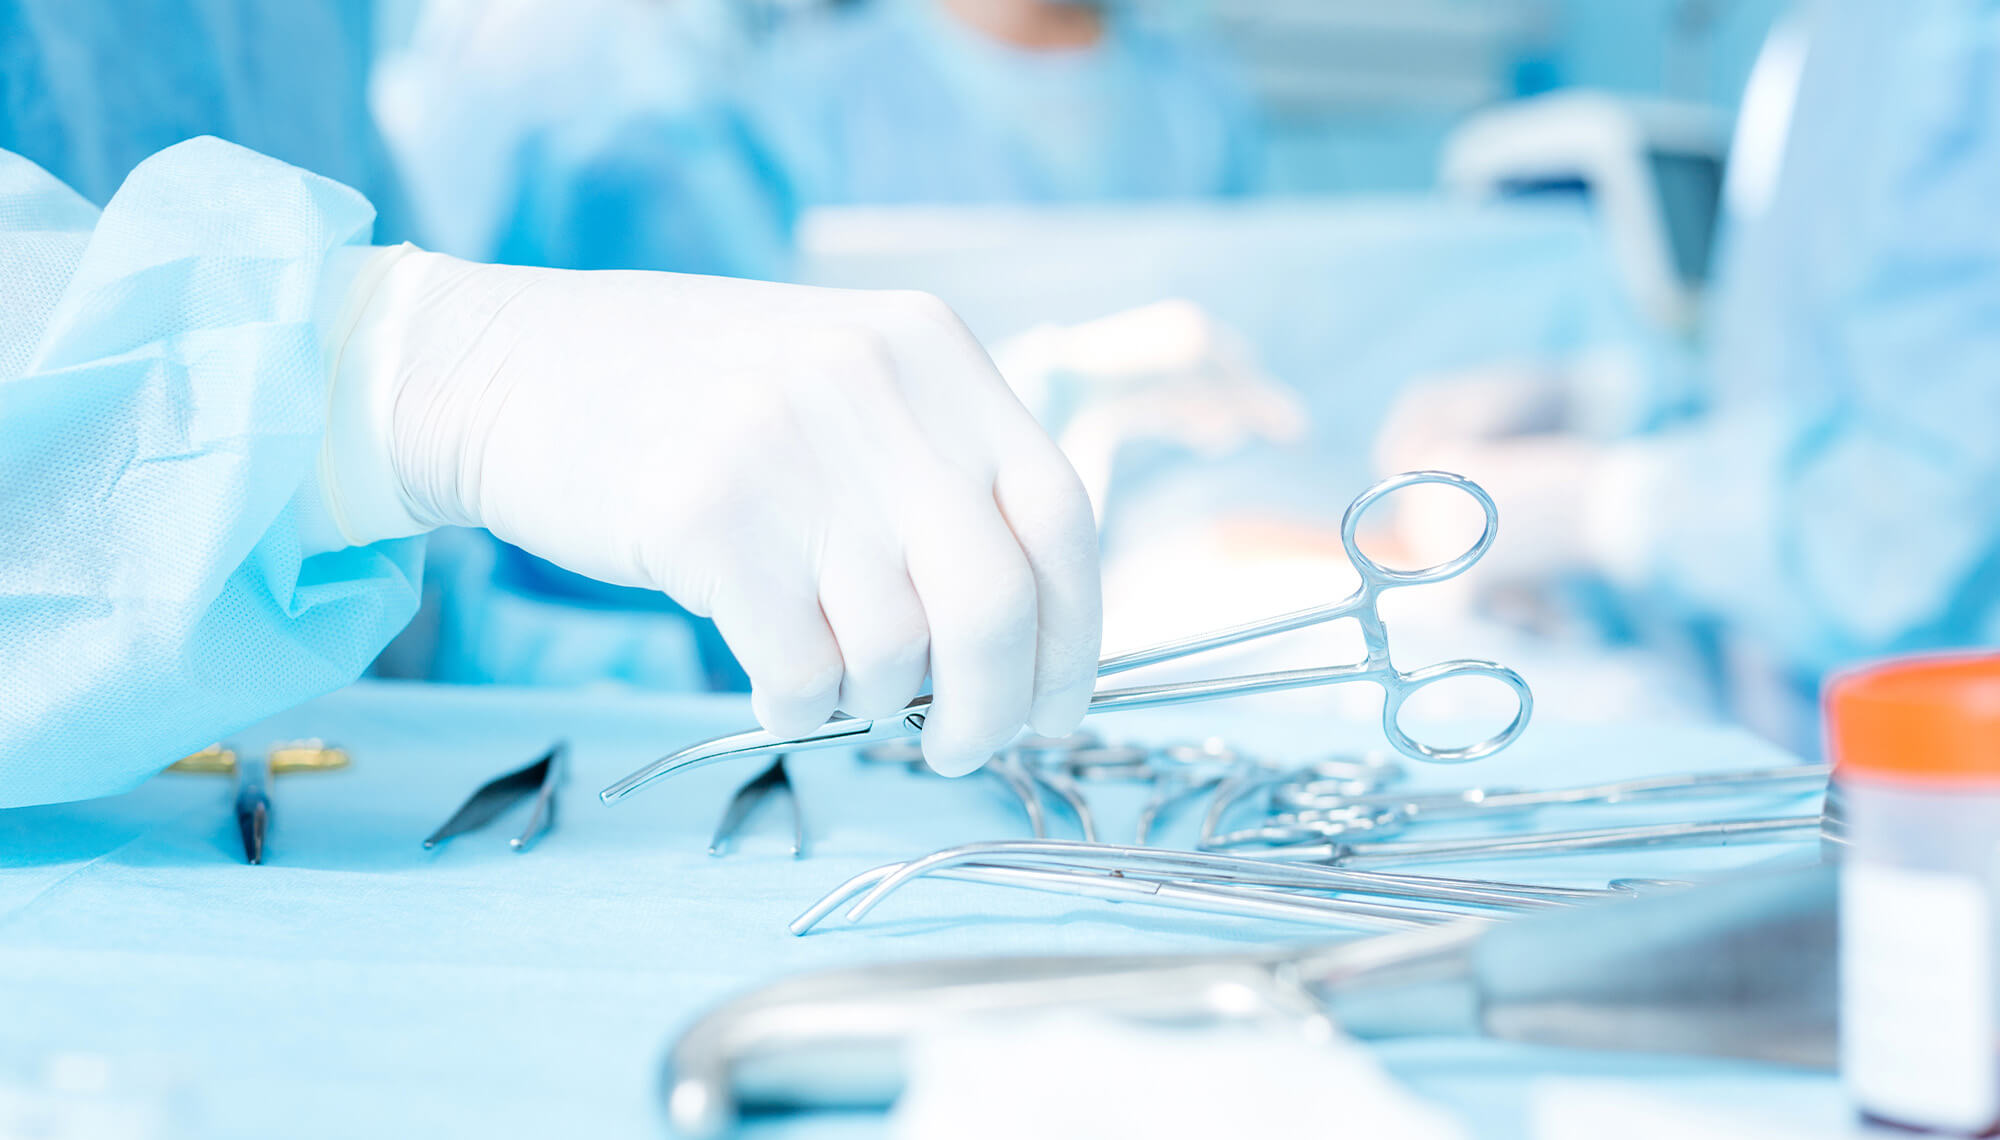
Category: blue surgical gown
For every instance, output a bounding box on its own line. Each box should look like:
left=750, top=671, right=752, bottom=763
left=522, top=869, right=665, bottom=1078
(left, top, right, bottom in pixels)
left=0, top=0, right=422, bottom=806
left=370, top=0, right=791, bottom=279
left=747, top=0, right=1262, bottom=208
left=1625, top=0, right=2000, bottom=736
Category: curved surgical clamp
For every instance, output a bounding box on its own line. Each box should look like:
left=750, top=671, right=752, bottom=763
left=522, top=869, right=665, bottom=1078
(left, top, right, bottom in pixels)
left=800, top=839, right=1616, bottom=934
left=602, top=471, right=1533, bottom=805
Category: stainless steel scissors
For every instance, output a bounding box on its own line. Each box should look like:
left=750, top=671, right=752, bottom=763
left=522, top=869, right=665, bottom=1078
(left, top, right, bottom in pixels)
left=602, top=471, right=1533, bottom=805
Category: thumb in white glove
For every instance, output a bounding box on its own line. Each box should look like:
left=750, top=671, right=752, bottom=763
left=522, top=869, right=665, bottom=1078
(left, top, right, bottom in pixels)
left=316, top=245, right=1103, bottom=776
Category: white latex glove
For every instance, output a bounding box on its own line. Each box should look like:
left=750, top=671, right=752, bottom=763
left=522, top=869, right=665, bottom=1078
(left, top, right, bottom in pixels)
left=316, top=245, right=1101, bottom=776
left=1374, top=366, right=1610, bottom=581
left=994, top=299, right=1307, bottom=517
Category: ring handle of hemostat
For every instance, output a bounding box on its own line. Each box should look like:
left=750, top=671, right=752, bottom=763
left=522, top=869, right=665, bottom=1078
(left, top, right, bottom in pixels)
left=1381, top=659, right=1533, bottom=764
left=1348, top=473, right=1526, bottom=763
left=1340, top=469, right=1499, bottom=588
left=601, top=471, right=1531, bottom=804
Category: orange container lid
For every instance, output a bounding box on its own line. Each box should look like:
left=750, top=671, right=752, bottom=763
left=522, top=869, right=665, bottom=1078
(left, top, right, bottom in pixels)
left=1826, top=653, right=2000, bottom=784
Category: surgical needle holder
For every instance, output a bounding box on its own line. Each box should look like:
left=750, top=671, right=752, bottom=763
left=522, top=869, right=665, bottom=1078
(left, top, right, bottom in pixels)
left=602, top=471, right=1533, bottom=804
left=168, top=740, right=351, bottom=865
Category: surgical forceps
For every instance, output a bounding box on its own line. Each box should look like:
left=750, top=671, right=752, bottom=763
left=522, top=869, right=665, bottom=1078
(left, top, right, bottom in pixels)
left=601, top=471, right=1534, bottom=804
left=423, top=742, right=566, bottom=853
left=709, top=757, right=804, bottom=857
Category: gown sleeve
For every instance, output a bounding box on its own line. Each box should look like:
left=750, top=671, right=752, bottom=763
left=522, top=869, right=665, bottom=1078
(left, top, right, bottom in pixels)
left=0, top=136, right=423, bottom=807
left=1617, top=0, right=2000, bottom=681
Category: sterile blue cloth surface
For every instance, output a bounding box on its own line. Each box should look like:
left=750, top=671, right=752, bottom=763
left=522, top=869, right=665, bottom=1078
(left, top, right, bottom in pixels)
left=749, top=0, right=1259, bottom=211
left=0, top=682, right=1841, bottom=1138
left=0, top=140, right=421, bottom=808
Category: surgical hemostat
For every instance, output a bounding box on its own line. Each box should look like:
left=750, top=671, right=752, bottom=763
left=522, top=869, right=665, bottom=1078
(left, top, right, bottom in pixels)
left=602, top=471, right=1533, bottom=804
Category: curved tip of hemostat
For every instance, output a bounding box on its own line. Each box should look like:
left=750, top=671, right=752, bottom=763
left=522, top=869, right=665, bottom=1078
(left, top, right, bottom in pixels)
left=599, top=732, right=769, bottom=805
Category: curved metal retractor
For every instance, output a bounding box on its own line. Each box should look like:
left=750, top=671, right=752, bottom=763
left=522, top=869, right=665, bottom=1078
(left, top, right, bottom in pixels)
left=602, top=471, right=1533, bottom=805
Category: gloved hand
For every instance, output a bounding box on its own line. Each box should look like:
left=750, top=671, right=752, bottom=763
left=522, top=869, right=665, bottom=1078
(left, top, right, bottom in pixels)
left=995, top=300, right=1307, bottom=517
left=1373, top=365, right=1609, bottom=581
left=316, top=245, right=1101, bottom=775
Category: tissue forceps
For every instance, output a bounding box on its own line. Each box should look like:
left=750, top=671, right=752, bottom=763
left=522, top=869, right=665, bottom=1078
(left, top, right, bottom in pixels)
left=601, top=471, right=1533, bottom=805
left=709, top=756, right=804, bottom=857
left=424, top=742, right=566, bottom=853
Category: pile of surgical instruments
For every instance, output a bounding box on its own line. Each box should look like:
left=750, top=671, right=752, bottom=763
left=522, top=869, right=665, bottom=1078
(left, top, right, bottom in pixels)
left=698, top=723, right=1833, bottom=935
left=789, top=736, right=1834, bottom=934
left=850, top=733, right=1244, bottom=846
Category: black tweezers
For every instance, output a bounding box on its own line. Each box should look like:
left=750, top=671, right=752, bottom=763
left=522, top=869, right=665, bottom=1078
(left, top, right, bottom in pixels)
left=424, top=742, right=566, bottom=853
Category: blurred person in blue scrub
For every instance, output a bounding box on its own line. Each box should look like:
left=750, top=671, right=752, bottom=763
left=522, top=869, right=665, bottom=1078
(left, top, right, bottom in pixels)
left=370, top=0, right=790, bottom=280
left=748, top=0, right=1262, bottom=208
left=1376, top=0, right=2000, bottom=751
left=0, top=0, right=1104, bottom=807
